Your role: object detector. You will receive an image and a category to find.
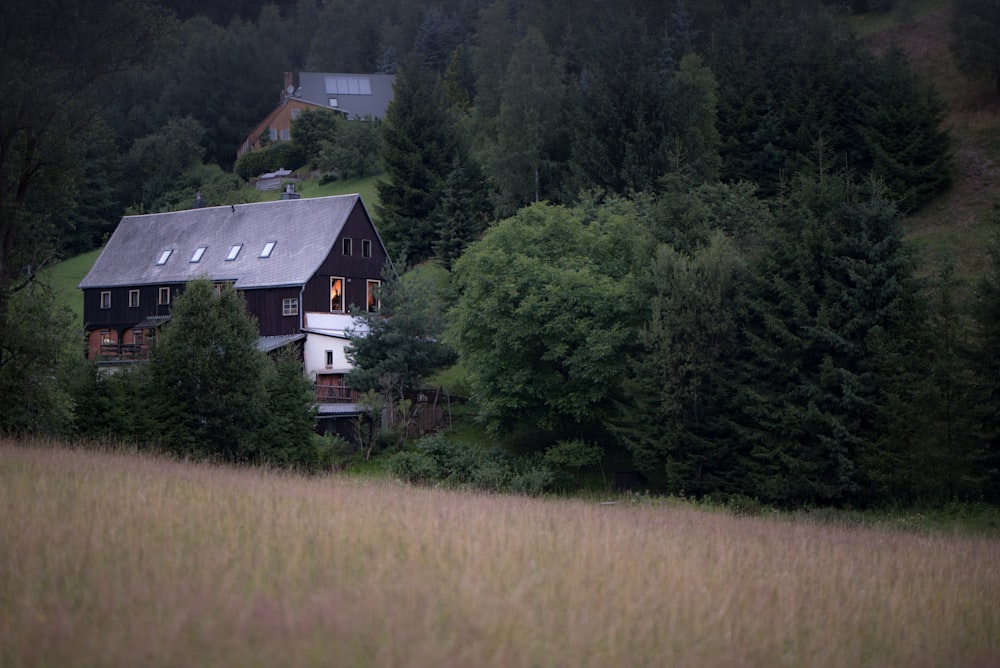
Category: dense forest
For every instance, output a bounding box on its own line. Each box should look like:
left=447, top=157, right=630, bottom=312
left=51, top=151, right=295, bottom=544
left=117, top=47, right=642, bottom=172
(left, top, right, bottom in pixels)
left=2, top=0, right=999, bottom=505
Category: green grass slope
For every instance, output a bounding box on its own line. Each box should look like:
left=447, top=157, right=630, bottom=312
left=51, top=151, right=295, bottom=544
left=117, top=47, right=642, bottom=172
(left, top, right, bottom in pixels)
left=42, top=249, right=101, bottom=329
left=860, top=0, right=1000, bottom=289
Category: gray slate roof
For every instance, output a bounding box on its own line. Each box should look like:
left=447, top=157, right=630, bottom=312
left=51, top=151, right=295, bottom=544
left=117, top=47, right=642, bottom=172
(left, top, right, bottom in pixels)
left=79, top=195, right=363, bottom=290
left=296, top=72, right=395, bottom=119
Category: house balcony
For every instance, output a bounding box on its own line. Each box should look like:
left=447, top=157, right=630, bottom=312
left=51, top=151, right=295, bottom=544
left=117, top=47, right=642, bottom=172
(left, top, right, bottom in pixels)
left=314, top=383, right=360, bottom=404
left=94, top=343, right=150, bottom=364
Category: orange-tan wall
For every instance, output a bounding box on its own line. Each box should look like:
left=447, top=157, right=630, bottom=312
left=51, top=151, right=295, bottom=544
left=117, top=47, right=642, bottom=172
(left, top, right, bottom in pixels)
left=238, top=99, right=335, bottom=158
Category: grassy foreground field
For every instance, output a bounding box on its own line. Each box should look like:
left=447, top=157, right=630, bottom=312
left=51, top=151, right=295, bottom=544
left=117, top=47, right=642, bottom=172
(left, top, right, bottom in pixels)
left=2, top=439, right=998, bottom=667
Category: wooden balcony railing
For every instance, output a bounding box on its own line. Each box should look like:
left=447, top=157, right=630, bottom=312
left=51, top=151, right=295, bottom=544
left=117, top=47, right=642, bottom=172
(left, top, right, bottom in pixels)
left=314, top=384, right=359, bottom=404
left=97, top=343, right=150, bottom=362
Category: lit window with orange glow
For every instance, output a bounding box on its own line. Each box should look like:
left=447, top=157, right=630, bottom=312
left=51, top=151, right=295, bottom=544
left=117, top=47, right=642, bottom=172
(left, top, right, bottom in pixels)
left=367, top=280, right=380, bottom=312
left=330, top=277, right=344, bottom=312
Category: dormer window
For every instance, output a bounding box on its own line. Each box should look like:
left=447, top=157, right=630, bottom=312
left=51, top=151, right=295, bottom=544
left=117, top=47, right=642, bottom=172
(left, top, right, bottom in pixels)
left=190, top=246, right=207, bottom=263
left=260, top=241, right=276, bottom=258
left=156, top=250, right=172, bottom=265
left=226, top=244, right=243, bottom=261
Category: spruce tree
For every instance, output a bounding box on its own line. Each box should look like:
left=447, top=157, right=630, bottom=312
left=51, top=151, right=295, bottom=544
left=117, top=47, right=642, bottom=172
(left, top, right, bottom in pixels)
left=616, top=234, right=750, bottom=496
left=733, top=171, right=920, bottom=505
left=860, top=47, right=951, bottom=212
left=150, top=279, right=269, bottom=460
left=376, top=57, right=458, bottom=263
left=972, top=205, right=1000, bottom=500
left=488, top=27, right=568, bottom=216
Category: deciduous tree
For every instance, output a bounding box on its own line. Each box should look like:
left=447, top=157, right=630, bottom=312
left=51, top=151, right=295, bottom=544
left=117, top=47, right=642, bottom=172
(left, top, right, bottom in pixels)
left=448, top=202, right=652, bottom=442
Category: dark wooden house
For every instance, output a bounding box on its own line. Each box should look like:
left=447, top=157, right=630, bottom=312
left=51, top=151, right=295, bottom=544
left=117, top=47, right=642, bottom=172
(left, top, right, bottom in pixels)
left=78, top=194, right=390, bottom=434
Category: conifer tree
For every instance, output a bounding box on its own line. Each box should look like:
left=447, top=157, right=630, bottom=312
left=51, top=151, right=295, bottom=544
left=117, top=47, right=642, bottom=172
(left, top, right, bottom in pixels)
left=615, top=234, right=750, bottom=496
left=861, top=47, right=951, bottom=212
left=488, top=27, right=568, bottom=215
left=949, top=0, right=1000, bottom=96
left=733, top=171, right=920, bottom=505
left=376, top=57, right=459, bottom=263
left=150, top=280, right=269, bottom=460
left=972, top=205, right=1000, bottom=500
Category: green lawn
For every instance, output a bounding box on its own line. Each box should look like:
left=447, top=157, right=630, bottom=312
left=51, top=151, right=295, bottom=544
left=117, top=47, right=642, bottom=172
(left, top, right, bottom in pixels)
left=263, top=174, right=382, bottom=218
left=42, top=249, right=101, bottom=328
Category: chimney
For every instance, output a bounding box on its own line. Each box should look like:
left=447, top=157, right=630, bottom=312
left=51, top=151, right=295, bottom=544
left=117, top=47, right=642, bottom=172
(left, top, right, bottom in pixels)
left=281, top=183, right=300, bottom=200
left=282, top=71, right=294, bottom=100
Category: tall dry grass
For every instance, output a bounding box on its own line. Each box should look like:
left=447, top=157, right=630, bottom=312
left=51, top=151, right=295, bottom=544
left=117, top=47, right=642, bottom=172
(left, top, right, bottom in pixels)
left=2, top=437, right=998, bottom=667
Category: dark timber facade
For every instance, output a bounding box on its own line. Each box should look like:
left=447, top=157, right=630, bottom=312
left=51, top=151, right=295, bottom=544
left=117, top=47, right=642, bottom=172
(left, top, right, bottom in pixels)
left=78, top=195, right=389, bottom=363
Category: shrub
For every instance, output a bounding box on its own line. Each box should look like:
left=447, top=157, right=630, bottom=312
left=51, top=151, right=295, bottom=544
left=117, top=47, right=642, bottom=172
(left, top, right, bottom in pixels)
left=387, top=450, right=440, bottom=483
left=234, top=142, right=307, bottom=181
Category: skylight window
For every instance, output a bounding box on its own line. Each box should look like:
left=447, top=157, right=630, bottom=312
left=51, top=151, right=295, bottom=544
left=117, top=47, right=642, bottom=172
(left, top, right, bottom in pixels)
left=260, top=241, right=276, bottom=258
left=226, top=244, right=243, bottom=261
left=190, top=246, right=207, bottom=263
left=156, top=250, right=172, bottom=265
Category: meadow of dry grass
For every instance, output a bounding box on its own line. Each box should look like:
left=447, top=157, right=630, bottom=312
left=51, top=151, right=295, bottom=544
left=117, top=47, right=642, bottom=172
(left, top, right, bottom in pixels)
left=1, top=438, right=998, bottom=667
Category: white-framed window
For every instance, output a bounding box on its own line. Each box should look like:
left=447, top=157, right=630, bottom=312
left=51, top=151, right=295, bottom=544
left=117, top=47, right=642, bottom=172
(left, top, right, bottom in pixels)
left=269, top=128, right=278, bottom=141
left=329, top=98, right=338, bottom=108
left=158, top=287, right=171, bottom=305
left=343, top=238, right=352, bottom=256
left=132, top=329, right=143, bottom=345
left=291, top=108, right=301, bottom=120
left=128, top=289, right=140, bottom=308
left=367, top=280, right=380, bottom=313
left=190, top=246, right=207, bottom=263
left=226, top=244, right=242, bottom=261
left=330, top=277, right=344, bottom=313
left=100, top=291, right=111, bottom=309
left=280, top=129, right=290, bottom=140
left=325, top=350, right=334, bottom=368
left=282, top=297, right=299, bottom=316
left=100, top=330, right=112, bottom=345
left=260, top=241, right=276, bottom=258
left=362, top=239, right=372, bottom=258
left=156, top=249, right=172, bottom=265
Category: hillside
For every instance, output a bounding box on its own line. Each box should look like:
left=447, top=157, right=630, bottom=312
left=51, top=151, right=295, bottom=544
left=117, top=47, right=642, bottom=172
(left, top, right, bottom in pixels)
left=861, top=1, right=1000, bottom=288
left=49, top=3, right=998, bottom=318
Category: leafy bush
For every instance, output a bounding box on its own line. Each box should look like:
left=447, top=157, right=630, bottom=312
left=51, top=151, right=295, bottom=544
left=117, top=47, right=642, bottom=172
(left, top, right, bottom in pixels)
left=387, top=450, right=439, bottom=483
left=509, top=461, right=556, bottom=496
left=234, top=142, right=307, bottom=180
left=385, top=433, right=557, bottom=495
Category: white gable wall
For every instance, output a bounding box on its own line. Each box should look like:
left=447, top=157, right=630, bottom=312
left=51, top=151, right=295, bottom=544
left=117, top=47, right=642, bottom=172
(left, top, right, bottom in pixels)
left=302, top=312, right=368, bottom=378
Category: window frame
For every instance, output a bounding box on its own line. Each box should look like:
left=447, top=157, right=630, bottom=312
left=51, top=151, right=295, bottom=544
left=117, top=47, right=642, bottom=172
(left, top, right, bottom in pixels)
left=226, top=244, right=243, bottom=261
left=260, top=241, right=276, bottom=258
left=325, top=350, right=334, bottom=368
left=342, top=238, right=352, bottom=256
left=362, top=239, right=372, bottom=258
left=329, top=276, right=345, bottom=313
left=156, top=249, right=172, bottom=266
left=128, top=289, right=140, bottom=308
left=367, top=279, right=381, bottom=313
left=158, top=287, right=171, bottom=305
left=100, top=291, right=111, bottom=309
left=190, top=246, right=207, bottom=263
left=282, top=297, right=299, bottom=317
